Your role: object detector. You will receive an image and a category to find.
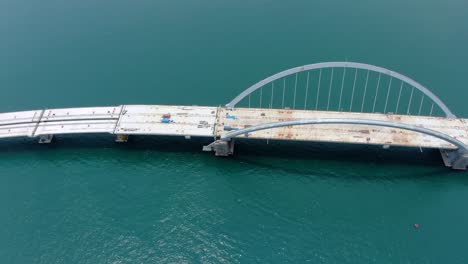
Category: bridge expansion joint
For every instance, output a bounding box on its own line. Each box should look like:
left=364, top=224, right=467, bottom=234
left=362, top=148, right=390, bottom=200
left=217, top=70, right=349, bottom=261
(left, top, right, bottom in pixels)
left=112, top=105, right=128, bottom=142
left=30, top=109, right=46, bottom=138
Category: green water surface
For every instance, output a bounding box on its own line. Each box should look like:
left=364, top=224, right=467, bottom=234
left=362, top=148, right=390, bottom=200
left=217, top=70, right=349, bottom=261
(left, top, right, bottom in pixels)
left=1, top=0, right=468, bottom=263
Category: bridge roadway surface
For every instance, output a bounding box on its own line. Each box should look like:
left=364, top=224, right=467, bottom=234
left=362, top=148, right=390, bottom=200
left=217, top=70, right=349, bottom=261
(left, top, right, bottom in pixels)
left=1, top=104, right=467, bottom=151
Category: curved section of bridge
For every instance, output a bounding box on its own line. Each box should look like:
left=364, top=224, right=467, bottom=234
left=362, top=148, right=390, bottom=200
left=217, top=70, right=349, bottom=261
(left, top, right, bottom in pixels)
left=226, top=62, right=455, bottom=118
left=0, top=62, right=466, bottom=169
left=220, top=118, right=468, bottom=153
left=0, top=105, right=219, bottom=141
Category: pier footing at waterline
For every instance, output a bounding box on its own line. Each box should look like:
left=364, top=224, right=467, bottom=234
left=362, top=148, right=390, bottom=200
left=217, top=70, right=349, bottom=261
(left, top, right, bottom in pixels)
left=441, top=150, right=468, bottom=170
left=38, top=134, right=54, bottom=144
left=115, top=134, right=129, bottom=143
left=203, top=140, right=235, bottom=156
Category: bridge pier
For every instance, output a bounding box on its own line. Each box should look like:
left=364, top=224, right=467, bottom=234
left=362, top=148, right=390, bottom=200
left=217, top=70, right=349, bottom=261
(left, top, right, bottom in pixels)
left=115, top=134, right=129, bottom=143
left=38, top=134, right=54, bottom=144
left=203, top=140, right=235, bottom=156
left=440, top=149, right=468, bottom=170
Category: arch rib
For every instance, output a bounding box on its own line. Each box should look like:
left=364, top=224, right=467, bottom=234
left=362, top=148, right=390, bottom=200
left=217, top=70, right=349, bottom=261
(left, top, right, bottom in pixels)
left=226, top=62, right=455, bottom=118
left=220, top=118, right=468, bottom=153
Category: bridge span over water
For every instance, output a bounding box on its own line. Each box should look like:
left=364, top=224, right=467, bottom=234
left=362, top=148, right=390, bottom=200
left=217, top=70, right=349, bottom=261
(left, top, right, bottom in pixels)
left=1, top=62, right=467, bottom=170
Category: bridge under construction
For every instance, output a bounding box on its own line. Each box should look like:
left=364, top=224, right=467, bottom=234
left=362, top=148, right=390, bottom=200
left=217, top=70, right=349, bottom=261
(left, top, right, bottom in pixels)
left=1, top=62, right=467, bottom=170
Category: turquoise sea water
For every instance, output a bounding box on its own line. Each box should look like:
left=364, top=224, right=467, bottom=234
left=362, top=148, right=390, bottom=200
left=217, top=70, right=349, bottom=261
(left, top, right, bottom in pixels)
left=1, top=0, right=468, bottom=263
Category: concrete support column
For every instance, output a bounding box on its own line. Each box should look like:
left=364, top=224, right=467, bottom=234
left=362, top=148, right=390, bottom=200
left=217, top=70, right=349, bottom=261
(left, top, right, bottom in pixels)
left=38, top=134, right=54, bottom=144
left=115, top=134, right=129, bottom=143
left=440, top=149, right=468, bottom=170
left=203, top=140, right=235, bottom=156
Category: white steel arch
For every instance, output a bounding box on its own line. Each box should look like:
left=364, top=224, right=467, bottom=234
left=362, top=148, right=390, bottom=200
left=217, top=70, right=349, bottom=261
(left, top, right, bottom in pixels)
left=220, top=118, right=468, bottom=154
left=226, top=62, right=456, bottom=118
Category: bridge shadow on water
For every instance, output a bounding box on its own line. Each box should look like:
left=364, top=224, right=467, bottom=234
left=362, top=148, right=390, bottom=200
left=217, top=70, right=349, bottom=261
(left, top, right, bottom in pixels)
left=0, top=134, right=465, bottom=181
left=230, top=139, right=468, bottom=181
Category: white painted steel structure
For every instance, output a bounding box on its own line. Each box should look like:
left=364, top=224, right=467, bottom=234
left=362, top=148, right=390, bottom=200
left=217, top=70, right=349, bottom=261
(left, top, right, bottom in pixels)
left=220, top=118, right=468, bottom=153
left=226, top=62, right=456, bottom=118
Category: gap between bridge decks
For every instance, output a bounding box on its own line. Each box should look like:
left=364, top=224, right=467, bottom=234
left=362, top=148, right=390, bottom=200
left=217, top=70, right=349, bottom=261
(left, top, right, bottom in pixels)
left=211, top=106, right=222, bottom=140
left=461, top=119, right=468, bottom=141
left=112, top=105, right=126, bottom=135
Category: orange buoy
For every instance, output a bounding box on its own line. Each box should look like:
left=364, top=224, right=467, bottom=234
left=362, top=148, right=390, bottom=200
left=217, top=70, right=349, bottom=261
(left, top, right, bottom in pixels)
left=414, top=223, right=420, bottom=229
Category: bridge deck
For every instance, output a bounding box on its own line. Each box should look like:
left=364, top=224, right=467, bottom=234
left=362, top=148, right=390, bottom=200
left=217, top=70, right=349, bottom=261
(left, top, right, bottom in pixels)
left=1, top=105, right=467, bottom=151
left=35, top=106, right=122, bottom=136
left=217, top=108, right=468, bottom=150
left=114, top=105, right=217, bottom=137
